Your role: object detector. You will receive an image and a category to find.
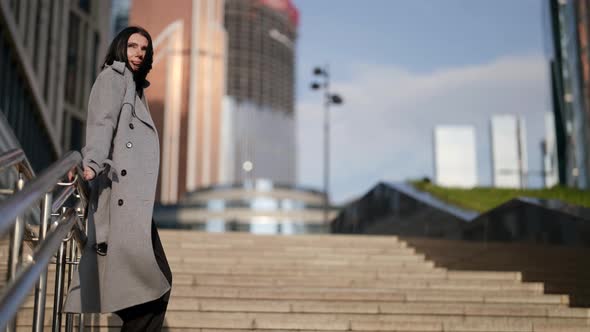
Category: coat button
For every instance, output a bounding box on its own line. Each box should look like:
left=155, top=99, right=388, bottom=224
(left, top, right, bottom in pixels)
left=118, top=199, right=124, bottom=206
left=126, top=142, right=133, bottom=148
left=129, top=123, right=134, bottom=129
left=121, top=169, right=127, bottom=176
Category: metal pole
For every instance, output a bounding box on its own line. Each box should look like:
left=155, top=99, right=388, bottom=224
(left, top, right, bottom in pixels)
left=77, top=314, right=83, bottom=332
left=52, top=237, right=67, bottom=332
left=323, top=64, right=331, bottom=225
left=6, top=173, right=25, bottom=332
left=32, top=192, right=53, bottom=332
left=64, top=237, right=77, bottom=332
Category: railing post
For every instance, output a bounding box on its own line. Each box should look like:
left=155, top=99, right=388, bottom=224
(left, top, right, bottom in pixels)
left=51, top=217, right=68, bottom=332
left=6, top=173, right=25, bottom=332
left=32, top=192, right=53, bottom=332
left=65, top=236, right=78, bottom=332
left=77, top=314, right=84, bottom=332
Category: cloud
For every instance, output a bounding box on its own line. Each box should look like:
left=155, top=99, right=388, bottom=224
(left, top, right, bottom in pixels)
left=296, top=54, right=551, bottom=203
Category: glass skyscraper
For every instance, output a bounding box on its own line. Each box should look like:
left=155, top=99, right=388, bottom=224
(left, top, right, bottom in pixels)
left=547, top=0, right=590, bottom=188
left=0, top=0, right=111, bottom=171
left=223, top=0, right=298, bottom=185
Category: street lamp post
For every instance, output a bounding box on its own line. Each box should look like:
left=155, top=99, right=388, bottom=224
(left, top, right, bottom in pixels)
left=311, top=65, right=343, bottom=224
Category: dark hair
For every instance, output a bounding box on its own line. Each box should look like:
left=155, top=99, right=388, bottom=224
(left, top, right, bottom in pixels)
left=103, top=26, right=154, bottom=94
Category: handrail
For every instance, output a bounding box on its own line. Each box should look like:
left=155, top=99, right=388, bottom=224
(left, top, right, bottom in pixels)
left=0, top=151, right=82, bottom=237
left=0, top=148, right=89, bottom=332
left=0, top=208, right=79, bottom=329
left=0, top=148, right=35, bottom=180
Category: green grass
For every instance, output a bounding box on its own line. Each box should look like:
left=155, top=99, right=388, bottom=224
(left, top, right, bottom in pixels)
left=411, top=180, right=590, bottom=213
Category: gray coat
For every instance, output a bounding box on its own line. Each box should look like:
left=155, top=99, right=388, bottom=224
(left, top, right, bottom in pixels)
left=64, top=61, right=170, bottom=313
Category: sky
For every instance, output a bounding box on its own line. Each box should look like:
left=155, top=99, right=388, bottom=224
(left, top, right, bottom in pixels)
left=293, top=0, right=552, bottom=204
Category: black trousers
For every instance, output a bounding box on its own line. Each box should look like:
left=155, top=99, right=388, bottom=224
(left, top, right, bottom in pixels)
left=115, top=221, right=173, bottom=332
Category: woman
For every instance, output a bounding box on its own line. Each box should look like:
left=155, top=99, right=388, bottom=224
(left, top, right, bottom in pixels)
left=64, top=26, right=173, bottom=332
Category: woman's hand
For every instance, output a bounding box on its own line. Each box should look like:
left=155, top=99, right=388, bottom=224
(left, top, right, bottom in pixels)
left=83, top=166, right=96, bottom=181
left=67, top=167, right=76, bottom=181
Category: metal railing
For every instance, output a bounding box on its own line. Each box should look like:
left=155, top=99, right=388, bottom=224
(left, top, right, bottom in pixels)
left=0, top=148, right=89, bottom=332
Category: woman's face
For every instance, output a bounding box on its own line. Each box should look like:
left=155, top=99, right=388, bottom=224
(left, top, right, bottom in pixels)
left=127, top=33, right=148, bottom=72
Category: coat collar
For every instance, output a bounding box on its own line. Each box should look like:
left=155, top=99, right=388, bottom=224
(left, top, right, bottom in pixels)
left=106, top=61, right=155, bottom=130
left=110, top=61, right=150, bottom=88
left=111, top=61, right=126, bottom=75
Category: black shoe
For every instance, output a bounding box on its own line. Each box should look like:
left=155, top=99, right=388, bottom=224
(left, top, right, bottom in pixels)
left=94, top=242, right=108, bottom=256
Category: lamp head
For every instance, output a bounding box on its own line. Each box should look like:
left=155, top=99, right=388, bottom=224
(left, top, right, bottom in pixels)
left=313, top=67, right=324, bottom=76
left=331, top=94, right=343, bottom=105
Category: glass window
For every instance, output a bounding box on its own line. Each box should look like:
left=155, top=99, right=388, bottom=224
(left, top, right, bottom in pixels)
left=9, top=0, right=17, bottom=16
left=70, top=117, right=83, bottom=150
left=255, top=178, right=273, bottom=191
left=207, top=199, right=225, bottom=211
left=32, top=3, right=42, bottom=70
left=61, top=114, right=68, bottom=149
left=79, top=0, right=91, bottom=13
left=251, top=197, right=277, bottom=211
left=91, top=32, right=100, bottom=80
left=205, top=219, right=225, bottom=233
left=77, top=23, right=88, bottom=107
left=281, top=220, right=296, bottom=234
left=65, top=14, right=80, bottom=104
left=43, top=0, right=55, bottom=100
left=0, top=31, right=6, bottom=110
left=250, top=217, right=279, bottom=234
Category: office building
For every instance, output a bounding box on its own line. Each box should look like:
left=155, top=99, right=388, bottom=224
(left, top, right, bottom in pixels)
left=433, top=126, right=478, bottom=188
left=111, top=0, right=130, bottom=38
left=547, top=0, right=590, bottom=188
left=543, top=112, right=560, bottom=187
left=0, top=1, right=111, bottom=171
left=490, top=115, right=528, bottom=188
left=223, top=0, right=298, bottom=185
left=130, top=0, right=299, bottom=203
left=130, top=0, right=227, bottom=203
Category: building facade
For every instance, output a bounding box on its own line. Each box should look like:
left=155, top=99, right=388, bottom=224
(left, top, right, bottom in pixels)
left=547, top=0, right=590, bottom=188
left=490, top=115, right=528, bottom=189
left=111, top=0, right=131, bottom=38
left=130, top=0, right=227, bottom=203
left=433, top=126, right=478, bottom=188
left=543, top=112, right=560, bottom=187
left=130, top=0, right=299, bottom=203
left=223, top=0, right=298, bottom=185
left=0, top=0, right=111, bottom=171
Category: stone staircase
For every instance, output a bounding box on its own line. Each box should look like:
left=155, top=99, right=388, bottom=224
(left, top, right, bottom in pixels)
left=10, top=230, right=590, bottom=331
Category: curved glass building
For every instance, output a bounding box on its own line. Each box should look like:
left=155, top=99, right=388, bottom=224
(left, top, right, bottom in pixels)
left=154, top=179, right=337, bottom=234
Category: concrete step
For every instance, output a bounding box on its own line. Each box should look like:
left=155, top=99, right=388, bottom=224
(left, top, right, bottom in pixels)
left=18, top=328, right=590, bottom=332
left=158, top=231, right=403, bottom=244
left=1, top=262, right=441, bottom=276
left=182, top=275, right=542, bottom=292
left=162, top=240, right=408, bottom=251
left=165, top=244, right=411, bottom=254
left=19, top=298, right=589, bottom=318
left=6, top=231, right=590, bottom=332
left=15, top=310, right=590, bottom=331
left=37, top=272, right=538, bottom=291
left=26, top=281, right=548, bottom=300
left=169, top=264, right=441, bottom=275
left=164, top=249, right=418, bottom=259
left=170, top=256, right=428, bottom=266
left=167, top=285, right=567, bottom=304
left=13, top=266, right=523, bottom=283
left=162, top=246, right=417, bottom=255
left=20, top=285, right=568, bottom=309
left=165, top=252, right=424, bottom=263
